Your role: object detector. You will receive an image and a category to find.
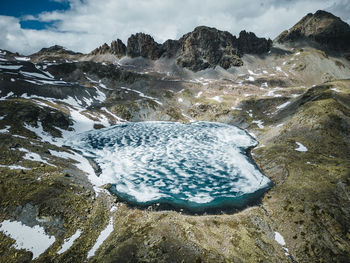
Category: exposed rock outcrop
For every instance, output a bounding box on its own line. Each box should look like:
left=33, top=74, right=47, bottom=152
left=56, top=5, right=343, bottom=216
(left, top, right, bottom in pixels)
left=90, top=39, right=126, bottom=58
left=176, top=26, right=271, bottom=71
left=127, top=33, right=164, bottom=60
left=237, top=30, right=272, bottom=54
left=110, top=39, right=127, bottom=57
left=162, top=39, right=180, bottom=58
left=176, top=26, right=243, bottom=71
left=275, top=10, right=350, bottom=52
left=91, top=43, right=110, bottom=55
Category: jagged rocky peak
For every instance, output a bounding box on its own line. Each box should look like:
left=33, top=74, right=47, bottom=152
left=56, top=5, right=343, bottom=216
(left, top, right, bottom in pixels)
left=127, top=33, right=164, bottom=60
left=176, top=26, right=272, bottom=71
left=276, top=10, right=350, bottom=52
left=90, top=39, right=126, bottom=58
left=176, top=26, right=242, bottom=71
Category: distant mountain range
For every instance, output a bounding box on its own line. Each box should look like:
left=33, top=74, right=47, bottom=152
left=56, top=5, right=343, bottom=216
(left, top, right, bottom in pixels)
left=28, top=10, right=350, bottom=72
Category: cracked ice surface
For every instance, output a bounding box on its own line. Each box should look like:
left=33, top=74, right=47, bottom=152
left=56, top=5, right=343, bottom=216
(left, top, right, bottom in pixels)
left=67, top=122, right=272, bottom=211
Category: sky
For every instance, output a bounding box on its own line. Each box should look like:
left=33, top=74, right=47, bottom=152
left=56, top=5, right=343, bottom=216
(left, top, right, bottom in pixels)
left=0, top=0, right=349, bottom=55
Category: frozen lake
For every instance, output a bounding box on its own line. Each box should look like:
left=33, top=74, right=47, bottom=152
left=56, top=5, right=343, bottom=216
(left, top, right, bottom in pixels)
left=67, top=121, right=272, bottom=212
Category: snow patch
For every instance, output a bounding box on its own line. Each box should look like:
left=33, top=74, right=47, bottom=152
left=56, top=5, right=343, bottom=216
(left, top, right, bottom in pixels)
left=0, top=220, right=56, bottom=259
left=295, top=142, right=308, bottom=152
left=274, top=231, right=290, bottom=257
left=210, top=96, right=222, bottom=103
left=20, top=71, right=53, bottom=80
left=0, top=125, right=10, bottom=133
left=15, top=56, right=30, bottom=61
left=274, top=231, right=286, bottom=246
left=248, top=70, right=259, bottom=76
left=0, top=164, right=30, bottom=170
left=276, top=101, right=291, bottom=110
left=331, top=88, right=341, bottom=93
left=252, top=120, right=264, bottom=129
left=20, top=148, right=55, bottom=167
left=0, top=65, right=22, bottom=70
left=195, top=91, right=202, bottom=98
left=87, top=217, right=114, bottom=259
left=57, top=229, right=82, bottom=255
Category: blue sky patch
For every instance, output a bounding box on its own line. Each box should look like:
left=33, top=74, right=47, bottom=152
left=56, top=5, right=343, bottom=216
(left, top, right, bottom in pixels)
left=0, top=0, right=69, bottom=30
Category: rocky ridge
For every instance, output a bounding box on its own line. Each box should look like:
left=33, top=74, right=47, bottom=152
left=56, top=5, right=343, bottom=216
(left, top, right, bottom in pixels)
left=276, top=10, right=350, bottom=53
left=89, top=26, right=272, bottom=71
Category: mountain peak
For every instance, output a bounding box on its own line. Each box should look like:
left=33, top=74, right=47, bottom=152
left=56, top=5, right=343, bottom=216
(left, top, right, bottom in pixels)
left=37, top=45, right=77, bottom=55
left=276, top=10, right=350, bottom=52
left=90, top=39, right=126, bottom=58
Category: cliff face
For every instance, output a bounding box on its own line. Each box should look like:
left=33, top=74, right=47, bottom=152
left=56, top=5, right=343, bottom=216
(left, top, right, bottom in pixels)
left=276, top=10, right=350, bottom=52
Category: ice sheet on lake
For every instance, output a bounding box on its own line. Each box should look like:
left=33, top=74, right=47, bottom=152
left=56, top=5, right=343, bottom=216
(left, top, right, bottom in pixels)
left=67, top=122, right=271, bottom=210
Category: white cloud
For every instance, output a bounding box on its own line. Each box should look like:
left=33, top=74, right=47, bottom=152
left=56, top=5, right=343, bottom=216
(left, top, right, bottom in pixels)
left=0, top=0, right=348, bottom=55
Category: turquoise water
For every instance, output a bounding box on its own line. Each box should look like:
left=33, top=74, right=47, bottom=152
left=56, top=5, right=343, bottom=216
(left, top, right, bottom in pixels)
left=68, top=122, right=272, bottom=212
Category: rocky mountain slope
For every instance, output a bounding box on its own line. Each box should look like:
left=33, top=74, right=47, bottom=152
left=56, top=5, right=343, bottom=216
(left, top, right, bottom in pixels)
left=0, top=10, right=350, bottom=263
left=276, top=10, right=350, bottom=53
